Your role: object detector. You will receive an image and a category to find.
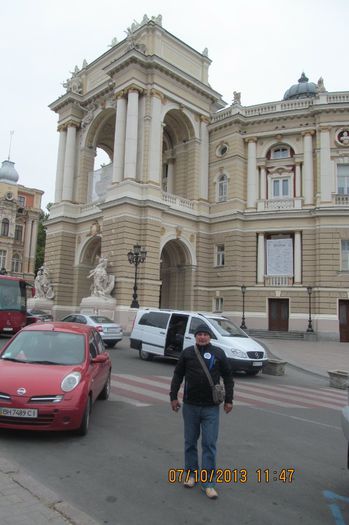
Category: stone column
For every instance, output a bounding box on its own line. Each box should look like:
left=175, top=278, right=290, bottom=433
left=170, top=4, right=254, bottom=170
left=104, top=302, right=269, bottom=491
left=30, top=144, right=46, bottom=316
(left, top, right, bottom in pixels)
left=167, top=159, right=174, bottom=194
left=257, top=232, right=265, bottom=284
left=302, top=131, right=314, bottom=205
left=148, top=91, right=163, bottom=185
left=124, top=88, right=140, bottom=180
left=319, top=126, right=332, bottom=202
left=295, top=162, right=302, bottom=198
left=200, top=116, right=209, bottom=200
left=54, top=126, right=67, bottom=203
left=112, top=92, right=127, bottom=184
left=247, top=138, right=257, bottom=208
left=260, top=166, right=266, bottom=200
left=62, top=123, right=78, bottom=201
left=294, top=231, right=302, bottom=284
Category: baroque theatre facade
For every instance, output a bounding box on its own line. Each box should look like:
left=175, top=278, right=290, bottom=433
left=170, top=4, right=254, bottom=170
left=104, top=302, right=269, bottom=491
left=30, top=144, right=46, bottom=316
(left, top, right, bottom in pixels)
left=46, top=16, right=349, bottom=341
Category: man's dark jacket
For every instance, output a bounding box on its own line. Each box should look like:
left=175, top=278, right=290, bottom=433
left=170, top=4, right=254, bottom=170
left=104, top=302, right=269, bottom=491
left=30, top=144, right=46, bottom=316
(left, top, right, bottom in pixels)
left=170, top=343, right=234, bottom=406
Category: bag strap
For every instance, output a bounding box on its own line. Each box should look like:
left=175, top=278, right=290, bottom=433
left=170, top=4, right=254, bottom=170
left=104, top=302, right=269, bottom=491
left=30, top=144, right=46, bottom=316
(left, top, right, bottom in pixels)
left=194, top=345, right=214, bottom=387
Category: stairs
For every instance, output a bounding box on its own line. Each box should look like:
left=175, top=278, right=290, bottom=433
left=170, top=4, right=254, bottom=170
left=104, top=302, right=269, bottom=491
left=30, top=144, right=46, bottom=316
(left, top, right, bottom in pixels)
left=245, top=329, right=305, bottom=340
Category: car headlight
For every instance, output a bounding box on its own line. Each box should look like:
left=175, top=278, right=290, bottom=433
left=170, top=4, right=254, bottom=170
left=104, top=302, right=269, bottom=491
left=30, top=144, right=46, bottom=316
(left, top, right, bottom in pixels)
left=61, top=372, right=81, bottom=392
left=230, top=349, right=248, bottom=358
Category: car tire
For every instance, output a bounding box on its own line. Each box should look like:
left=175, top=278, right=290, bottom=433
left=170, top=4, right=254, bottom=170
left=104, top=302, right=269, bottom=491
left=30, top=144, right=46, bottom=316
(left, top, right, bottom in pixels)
left=76, top=396, right=91, bottom=436
left=139, top=349, right=154, bottom=361
left=246, top=369, right=260, bottom=376
left=99, top=371, right=111, bottom=400
left=105, top=341, right=117, bottom=348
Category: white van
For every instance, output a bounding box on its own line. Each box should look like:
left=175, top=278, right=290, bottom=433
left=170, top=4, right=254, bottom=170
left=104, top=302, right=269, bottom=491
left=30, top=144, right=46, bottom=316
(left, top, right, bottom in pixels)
left=130, top=309, right=268, bottom=375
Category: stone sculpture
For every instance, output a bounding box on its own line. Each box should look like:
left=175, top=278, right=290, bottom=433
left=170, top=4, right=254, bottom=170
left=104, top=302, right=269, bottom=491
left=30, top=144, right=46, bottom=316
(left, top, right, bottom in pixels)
left=34, top=265, right=55, bottom=300
left=88, top=256, right=115, bottom=298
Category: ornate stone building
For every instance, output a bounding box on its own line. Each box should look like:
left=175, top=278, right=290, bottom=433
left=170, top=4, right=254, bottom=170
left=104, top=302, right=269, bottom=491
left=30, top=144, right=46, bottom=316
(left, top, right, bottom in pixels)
left=46, top=16, right=349, bottom=341
left=0, top=159, right=43, bottom=280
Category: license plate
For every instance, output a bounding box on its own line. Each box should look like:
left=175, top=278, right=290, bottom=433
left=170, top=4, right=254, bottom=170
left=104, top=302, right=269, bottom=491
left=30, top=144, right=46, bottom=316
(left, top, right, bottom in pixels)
left=3, top=328, right=13, bottom=332
left=252, top=362, right=263, bottom=367
left=106, top=328, right=117, bottom=333
left=0, top=407, right=38, bottom=418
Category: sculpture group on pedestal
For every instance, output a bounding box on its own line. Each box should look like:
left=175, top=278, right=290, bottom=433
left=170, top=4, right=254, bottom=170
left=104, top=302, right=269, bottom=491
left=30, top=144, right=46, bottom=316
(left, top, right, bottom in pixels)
left=34, top=265, right=55, bottom=300
left=88, top=256, right=115, bottom=298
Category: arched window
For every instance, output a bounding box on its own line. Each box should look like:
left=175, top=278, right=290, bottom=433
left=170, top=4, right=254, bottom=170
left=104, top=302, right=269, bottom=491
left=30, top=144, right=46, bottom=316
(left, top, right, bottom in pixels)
left=0, top=250, right=6, bottom=268
left=217, top=174, right=228, bottom=202
left=1, top=219, right=9, bottom=236
left=270, top=146, right=291, bottom=160
left=11, top=254, right=21, bottom=273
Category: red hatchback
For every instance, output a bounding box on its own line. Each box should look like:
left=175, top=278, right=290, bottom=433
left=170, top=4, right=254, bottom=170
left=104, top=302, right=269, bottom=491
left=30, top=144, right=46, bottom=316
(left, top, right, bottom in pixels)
left=0, top=322, right=111, bottom=435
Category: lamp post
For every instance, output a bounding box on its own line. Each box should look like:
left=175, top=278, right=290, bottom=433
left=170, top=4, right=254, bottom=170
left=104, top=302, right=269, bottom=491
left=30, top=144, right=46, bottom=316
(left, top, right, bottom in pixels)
left=306, top=286, right=314, bottom=333
left=240, top=284, right=247, bottom=329
left=127, top=244, right=147, bottom=308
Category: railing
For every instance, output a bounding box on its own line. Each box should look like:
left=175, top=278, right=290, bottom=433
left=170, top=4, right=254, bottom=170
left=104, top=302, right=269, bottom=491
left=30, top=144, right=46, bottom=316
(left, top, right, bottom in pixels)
left=162, top=192, right=194, bottom=210
left=265, top=198, right=294, bottom=210
left=334, top=194, right=349, bottom=205
left=264, top=275, right=294, bottom=286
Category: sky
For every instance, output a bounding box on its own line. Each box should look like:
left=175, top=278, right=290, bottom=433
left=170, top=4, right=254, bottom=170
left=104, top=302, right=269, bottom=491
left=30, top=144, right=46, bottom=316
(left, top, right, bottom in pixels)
left=1, top=0, right=348, bottom=209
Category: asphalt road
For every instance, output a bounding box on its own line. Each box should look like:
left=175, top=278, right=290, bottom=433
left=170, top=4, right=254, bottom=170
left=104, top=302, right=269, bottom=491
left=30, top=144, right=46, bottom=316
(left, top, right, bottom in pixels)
left=0, top=337, right=348, bottom=525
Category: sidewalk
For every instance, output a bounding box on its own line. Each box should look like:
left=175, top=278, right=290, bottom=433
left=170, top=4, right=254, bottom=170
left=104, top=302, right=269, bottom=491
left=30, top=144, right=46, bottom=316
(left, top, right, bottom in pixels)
left=261, top=338, right=349, bottom=378
left=0, top=456, right=100, bottom=525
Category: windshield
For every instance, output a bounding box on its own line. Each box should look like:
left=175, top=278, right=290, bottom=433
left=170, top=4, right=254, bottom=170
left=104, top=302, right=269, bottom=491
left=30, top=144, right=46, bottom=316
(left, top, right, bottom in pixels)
left=0, top=331, right=85, bottom=365
left=0, top=280, right=26, bottom=312
left=207, top=318, right=248, bottom=338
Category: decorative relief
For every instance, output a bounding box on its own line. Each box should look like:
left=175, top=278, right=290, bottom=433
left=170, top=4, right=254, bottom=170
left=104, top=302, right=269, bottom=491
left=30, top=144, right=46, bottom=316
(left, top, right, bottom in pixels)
left=81, top=102, right=98, bottom=129
left=88, top=221, right=101, bottom=237
left=62, top=65, right=83, bottom=95
left=160, top=227, right=166, bottom=236
left=176, top=226, right=182, bottom=238
left=336, top=129, right=349, bottom=146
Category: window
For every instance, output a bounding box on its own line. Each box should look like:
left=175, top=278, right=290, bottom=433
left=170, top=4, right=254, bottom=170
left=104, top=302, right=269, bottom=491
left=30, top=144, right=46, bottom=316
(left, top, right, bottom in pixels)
left=0, top=250, right=6, bottom=268
left=270, top=146, right=290, bottom=159
left=89, top=338, right=98, bottom=358
left=11, top=254, right=21, bottom=273
left=1, top=219, right=9, bottom=237
left=139, top=311, right=170, bottom=329
left=14, top=225, right=23, bottom=241
left=215, top=244, right=225, bottom=266
left=272, top=178, right=290, bottom=198
left=217, top=175, right=228, bottom=202
left=214, top=297, right=224, bottom=312
left=216, top=143, right=228, bottom=157
left=17, top=196, right=26, bottom=207
left=337, top=165, right=349, bottom=195
left=341, top=240, right=349, bottom=271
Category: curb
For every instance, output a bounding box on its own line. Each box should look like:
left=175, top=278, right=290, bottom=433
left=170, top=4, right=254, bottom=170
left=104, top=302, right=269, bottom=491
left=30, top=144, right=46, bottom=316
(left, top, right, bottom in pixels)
left=0, top=456, right=101, bottom=525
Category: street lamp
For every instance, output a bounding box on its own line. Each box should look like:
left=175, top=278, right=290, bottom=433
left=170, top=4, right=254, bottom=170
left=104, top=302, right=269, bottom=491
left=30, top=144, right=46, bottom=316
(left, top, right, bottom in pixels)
left=127, top=244, right=147, bottom=308
left=306, top=286, right=314, bottom=333
left=240, top=284, right=247, bottom=329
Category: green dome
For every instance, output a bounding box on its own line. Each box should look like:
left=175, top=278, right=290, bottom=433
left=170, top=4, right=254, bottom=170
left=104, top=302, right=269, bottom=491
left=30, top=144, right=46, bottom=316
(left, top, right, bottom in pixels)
left=283, top=73, right=317, bottom=101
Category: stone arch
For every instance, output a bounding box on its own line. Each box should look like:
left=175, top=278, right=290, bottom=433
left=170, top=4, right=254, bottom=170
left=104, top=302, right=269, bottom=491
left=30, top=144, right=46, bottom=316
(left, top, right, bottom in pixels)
left=159, top=237, right=196, bottom=310
left=259, top=137, right=299, bottom=158
left=73, top=235, right=102, bottom=303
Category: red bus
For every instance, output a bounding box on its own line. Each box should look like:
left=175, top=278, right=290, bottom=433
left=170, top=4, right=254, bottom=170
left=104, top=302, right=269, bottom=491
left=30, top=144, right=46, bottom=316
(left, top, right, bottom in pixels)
left=0, top=276, right=33, bottom=335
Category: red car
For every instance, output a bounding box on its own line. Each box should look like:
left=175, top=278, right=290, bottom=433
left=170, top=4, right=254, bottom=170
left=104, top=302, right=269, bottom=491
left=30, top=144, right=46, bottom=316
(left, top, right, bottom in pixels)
left=0, top=322, right=111, bottom=435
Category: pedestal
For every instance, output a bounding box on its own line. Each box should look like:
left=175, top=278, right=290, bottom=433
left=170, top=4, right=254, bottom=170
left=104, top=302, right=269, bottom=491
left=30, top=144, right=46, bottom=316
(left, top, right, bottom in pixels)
left=327, top=370, right=349, bottom=390
left=262, top=359, right=287, bottom=376
left=27, top=298, right=54, bottom=317
left=80, top=296, right=117, bottom=321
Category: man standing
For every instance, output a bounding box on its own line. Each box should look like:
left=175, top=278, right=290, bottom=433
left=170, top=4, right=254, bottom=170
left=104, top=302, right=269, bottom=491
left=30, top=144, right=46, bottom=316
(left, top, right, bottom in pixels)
left=170, top=323, right=234, bottom=499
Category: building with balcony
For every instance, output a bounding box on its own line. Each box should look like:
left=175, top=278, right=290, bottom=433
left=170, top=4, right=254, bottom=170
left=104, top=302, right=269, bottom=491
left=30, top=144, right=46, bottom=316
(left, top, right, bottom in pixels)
left=46, top=15, right=349, bottom=341
left=0, top=159, right=43, bottom=280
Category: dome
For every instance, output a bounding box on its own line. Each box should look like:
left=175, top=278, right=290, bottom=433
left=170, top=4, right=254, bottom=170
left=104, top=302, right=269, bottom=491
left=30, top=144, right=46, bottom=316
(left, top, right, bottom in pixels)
left=0, top=160, right=19, bottom=184
left=283, top=73, right=317, bottom=101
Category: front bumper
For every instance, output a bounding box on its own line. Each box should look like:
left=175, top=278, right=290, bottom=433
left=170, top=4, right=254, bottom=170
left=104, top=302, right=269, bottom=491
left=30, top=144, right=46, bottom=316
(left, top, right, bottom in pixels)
left=228, top=358, right=268, bottom=372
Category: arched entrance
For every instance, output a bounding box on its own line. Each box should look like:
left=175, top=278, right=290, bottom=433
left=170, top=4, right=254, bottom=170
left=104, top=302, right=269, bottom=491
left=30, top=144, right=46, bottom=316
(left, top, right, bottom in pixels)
left=73, top=235, right=102, bottom=303
left=160, top=239, right=195, bottom=310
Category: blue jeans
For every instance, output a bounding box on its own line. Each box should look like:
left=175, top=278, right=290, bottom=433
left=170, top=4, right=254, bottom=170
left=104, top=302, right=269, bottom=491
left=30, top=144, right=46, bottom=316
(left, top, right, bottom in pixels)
left=182, top=403, right=220, bottom=488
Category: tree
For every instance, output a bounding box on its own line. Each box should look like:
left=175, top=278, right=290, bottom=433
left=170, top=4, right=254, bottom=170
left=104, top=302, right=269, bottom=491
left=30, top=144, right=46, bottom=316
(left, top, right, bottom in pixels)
left=35, top=204, right=51, bottom=274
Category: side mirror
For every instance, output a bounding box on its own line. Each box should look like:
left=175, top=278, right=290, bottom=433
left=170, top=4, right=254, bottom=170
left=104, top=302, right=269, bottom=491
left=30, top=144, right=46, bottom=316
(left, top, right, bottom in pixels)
left=92, top=353, right=108, bottom=364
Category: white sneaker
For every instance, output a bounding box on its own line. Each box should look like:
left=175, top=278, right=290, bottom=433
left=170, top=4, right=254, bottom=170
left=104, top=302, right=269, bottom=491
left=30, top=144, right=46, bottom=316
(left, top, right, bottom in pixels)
left=183, top=476, right=196, bottom=488
left=202, top=487, right=218, bottom=499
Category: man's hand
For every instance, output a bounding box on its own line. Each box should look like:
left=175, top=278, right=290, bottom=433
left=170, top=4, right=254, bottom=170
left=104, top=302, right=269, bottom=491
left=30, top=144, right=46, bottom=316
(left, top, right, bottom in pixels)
left=224, top=402, right=233, bottom=414
left=171, top=400, right=181, bottom=412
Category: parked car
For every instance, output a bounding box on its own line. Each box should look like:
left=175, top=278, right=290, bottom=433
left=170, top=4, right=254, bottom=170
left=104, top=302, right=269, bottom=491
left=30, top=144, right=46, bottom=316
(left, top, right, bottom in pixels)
left=0, top=322, right=111, bottom=435
left=341, top=387, right=349, bottom=468
left=27, top=309, right=53, bottom=322
left=130, top=309, right=268, bottom=374
left=60, top=314, right=123, bottom=348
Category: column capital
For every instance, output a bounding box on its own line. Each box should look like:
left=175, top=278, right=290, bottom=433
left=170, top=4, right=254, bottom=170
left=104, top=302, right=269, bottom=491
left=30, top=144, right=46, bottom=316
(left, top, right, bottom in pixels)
left=113, top=89, right=126, bottom=100
left=149, top=88, right=166, bottom=102
left=125, top=84, right=143, bottom=96
left=200, top=115, right=210, bottom=125
left=244, top=136, right=257, bottom=144
left=318, top=125, right=331, bottom=133
left=60, top=120, right=80, bottom=131
left=57, top=124, right=68, bottom=133
left=301, top=130, right=315, bottom=137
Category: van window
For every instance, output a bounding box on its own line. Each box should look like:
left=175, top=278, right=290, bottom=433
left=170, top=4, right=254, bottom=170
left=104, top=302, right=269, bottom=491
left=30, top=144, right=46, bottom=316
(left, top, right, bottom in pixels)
left=139, top=312, right=170, bottom=329
left=189, top=318, right=216, bottom=339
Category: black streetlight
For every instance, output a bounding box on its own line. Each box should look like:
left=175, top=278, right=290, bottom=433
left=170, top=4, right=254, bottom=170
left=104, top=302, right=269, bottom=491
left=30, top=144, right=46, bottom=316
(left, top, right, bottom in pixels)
left=306, top=286, right=314, bottom=332
left=127, top=244, right=147, bottom=308
left=240, top=284, right=247, bottom=329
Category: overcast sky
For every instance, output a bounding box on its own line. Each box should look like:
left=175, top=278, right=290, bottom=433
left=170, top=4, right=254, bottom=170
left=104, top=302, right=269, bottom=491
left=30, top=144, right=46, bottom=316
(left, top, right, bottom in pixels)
left=1, top=0, right=348, bottom=209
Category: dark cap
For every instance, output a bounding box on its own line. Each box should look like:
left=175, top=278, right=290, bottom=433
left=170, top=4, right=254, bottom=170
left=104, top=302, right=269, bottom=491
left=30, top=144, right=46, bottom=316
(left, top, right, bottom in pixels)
left=194, top=323, right=212, bottom=337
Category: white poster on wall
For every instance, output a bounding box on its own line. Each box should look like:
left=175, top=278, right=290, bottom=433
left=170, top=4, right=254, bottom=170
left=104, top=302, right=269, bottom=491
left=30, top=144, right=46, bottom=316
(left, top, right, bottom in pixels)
left=266, top=238, right=293, bottom=276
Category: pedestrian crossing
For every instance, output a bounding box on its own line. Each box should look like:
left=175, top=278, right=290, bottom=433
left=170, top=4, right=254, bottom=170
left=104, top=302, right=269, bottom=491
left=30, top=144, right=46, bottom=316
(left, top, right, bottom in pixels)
left=109, top=373, right=348, bottom=411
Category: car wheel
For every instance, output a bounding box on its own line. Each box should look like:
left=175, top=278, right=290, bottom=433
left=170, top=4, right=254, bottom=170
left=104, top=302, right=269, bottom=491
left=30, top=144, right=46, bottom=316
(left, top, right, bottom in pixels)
left=139, top=349, right=154, bottom=361
left=246, top=369, right=260, bottom=376
left=105, top=341, right=117, bottom=348
left=76, top=396, right=91, bottom=436
left=99, top=371, right=111, bottom=400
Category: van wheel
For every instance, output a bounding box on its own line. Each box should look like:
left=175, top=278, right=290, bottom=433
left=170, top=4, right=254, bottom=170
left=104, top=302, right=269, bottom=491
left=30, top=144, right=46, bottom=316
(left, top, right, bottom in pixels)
left=139, top=349, right=154, bottom=361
